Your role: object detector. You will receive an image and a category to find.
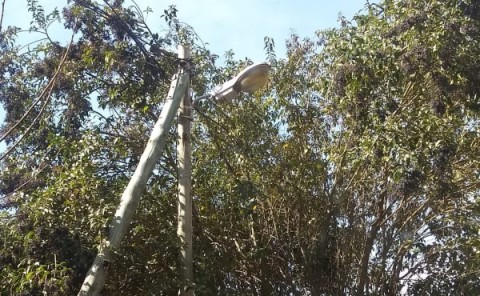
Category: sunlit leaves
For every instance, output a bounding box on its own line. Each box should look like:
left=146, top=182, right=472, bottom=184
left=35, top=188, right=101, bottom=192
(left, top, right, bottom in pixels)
left=1, top=0, right=479, bottom=295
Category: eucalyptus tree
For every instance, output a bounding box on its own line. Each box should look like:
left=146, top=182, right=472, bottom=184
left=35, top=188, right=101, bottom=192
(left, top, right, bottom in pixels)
left=1, top=0, right=479, bottom=295
left=0, top=0, right=218, bottom=294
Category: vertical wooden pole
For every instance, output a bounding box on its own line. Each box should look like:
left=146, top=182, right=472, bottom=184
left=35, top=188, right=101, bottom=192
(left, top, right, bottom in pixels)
left=78, top=71, right=190, bottom=296
left=177, top=45, right=193, bottom=296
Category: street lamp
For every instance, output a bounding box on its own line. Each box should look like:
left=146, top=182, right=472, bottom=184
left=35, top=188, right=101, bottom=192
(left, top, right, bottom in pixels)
left=177, top=50, right=269, bottom=296
left=78, top=45, right=269, bottom=296
left=192, top=62, right=270, bottom=109
left=210, top=62, right=270, bottom=103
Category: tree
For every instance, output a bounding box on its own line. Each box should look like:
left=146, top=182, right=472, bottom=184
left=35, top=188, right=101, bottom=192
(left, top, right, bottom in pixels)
left=1, top=0, right=479, bottom=295
left=190, top=0, right=480, bottom=294
left=0, top=0, right=215, bottom=294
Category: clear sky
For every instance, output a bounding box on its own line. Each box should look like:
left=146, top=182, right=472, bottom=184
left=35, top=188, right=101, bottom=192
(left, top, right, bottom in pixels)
left=2, top=0, right=368, bottom=60
left=141, top=0, right=367, bottom=61
left=1, top=0, right=368, bottom=151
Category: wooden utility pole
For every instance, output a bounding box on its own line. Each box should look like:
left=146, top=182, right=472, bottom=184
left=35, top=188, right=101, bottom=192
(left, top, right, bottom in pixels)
left=176, top=45, right=194, bottom=296
left=78, top=68, right=190, bottom=296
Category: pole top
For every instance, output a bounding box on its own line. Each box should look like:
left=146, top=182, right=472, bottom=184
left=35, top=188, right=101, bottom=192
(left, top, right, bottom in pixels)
left=178, top=45, right=191, bottom=59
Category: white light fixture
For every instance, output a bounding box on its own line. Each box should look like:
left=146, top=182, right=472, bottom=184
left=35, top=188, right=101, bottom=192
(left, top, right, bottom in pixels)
left=211, top=63, right=270, bottom=103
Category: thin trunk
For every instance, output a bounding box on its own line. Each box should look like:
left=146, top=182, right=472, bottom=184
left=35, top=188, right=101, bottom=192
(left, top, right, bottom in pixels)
left=356, top=191, right=386, bottom=296
left=77, top=72, right=190, bottom=296
left=177, top=45, right=193, bottom=296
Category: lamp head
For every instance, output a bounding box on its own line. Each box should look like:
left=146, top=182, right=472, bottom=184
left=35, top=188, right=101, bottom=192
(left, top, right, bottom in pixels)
left=212, top=63, right=270, bottom=103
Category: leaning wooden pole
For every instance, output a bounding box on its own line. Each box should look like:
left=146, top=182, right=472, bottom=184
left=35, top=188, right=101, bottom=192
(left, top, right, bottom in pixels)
left=176, top=45, right=194, bottom=296
left=78, top=71, right=190, bottom=296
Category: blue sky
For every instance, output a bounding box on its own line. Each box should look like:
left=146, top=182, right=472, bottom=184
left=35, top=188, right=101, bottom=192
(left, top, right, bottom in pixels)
left=3, top=0, right=368, bottom=59
left=143, top=0, right=368, bottom=61
left=1, top=0, right=368, bottom=151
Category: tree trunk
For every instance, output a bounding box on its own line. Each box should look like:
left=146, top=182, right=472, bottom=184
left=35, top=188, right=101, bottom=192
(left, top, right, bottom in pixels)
left=77, top=72, right=190, bottom=296
left=177, top=45, right=193, bottom=296
left=356, top=190, right=386, bottom=296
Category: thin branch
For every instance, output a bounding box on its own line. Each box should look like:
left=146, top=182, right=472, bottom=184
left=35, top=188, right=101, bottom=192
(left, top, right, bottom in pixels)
left=18, top=37, right=50, bottom=51
left=98, top=131, right=124, bottom=139
left=84, top=71, right=113, bottom=86
left=91, top=109, right=111, bottom=123
left=0, top=0, right=5, bottom=32
left=0, top=85, right=54, bottom=160
left=1, top=146, right=57, bottom=202
left=1, top=39, right=73, bottom=160
left=75, top=0, right=174, bottom=70
left=1, top=40, right=71, bottom=142
left=102, top=0, right=150, bottom=58
left=1, top=85, right=49, bottom=142
left=194, top=107, right=229, bottom=133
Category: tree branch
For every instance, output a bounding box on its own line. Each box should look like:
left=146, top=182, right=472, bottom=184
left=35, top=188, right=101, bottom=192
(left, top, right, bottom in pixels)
left=0, top=39, right=73, bottom=143
left=0, top=0, right=5, bottom=32
left=1, top=38, right=73, bottom=160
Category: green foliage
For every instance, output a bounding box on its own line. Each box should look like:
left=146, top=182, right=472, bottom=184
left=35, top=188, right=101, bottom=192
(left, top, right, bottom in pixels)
left=0, top=0, right=197, bottom=294
left=1, top=0, right=479, bottom=295
left=191, top=0, right=480, bottom=294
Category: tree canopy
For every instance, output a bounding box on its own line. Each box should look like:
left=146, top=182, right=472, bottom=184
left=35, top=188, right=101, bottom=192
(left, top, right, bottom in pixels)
left=1, top=0, right=479, bottom=295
